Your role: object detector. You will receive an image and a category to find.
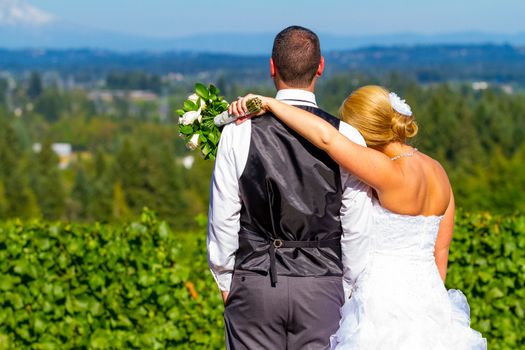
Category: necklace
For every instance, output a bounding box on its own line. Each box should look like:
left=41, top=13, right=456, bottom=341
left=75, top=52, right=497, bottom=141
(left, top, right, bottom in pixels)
left=390, top=148, right=418, bottom=161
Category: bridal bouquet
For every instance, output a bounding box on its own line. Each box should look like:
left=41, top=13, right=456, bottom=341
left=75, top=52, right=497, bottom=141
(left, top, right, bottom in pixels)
left=176, top=83, right=261, bottom=160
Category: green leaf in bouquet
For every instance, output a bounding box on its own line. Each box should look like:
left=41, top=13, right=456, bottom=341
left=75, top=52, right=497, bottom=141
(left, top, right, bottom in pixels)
left=207, top=132, right=218, bottom=144
left=195, top=83, right=209, bottom=100
left=209, top=84, right=220, bottom=97
left=199, top=134, right=207, bottom=143
left=203, top=108, right=216, bottom=117
left=178, top=125, right=193, bottom=135
left=183, top=100, right=198, bottom=111
left=175, top=109, right=186, bottom=116
left=202, top=144, right=211, bottom=156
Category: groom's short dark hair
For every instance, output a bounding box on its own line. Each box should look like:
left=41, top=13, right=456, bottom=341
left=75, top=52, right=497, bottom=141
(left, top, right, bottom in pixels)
left=272, top=26, right=321, bottom=88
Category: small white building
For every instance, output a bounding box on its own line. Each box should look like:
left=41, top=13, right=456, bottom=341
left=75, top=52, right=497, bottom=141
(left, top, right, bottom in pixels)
left=472, top=81, right=489, bottom=91
left=501, top=85, right=514, bottom=95
left=33, top=143, right=73, bottom=169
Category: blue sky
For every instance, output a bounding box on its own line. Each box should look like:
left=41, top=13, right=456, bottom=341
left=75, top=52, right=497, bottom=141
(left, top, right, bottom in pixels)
left=34, top=0, right=525, bottom=38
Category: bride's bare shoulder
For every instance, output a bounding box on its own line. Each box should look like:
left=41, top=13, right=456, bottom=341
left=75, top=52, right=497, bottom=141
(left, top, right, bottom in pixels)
left=429, top=155, right=449, bottom=181
left=422, top=153, right=452, bottom=195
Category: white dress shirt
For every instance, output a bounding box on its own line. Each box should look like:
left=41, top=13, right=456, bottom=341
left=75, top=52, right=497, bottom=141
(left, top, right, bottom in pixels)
left=207, top=89, right=373, bottom=298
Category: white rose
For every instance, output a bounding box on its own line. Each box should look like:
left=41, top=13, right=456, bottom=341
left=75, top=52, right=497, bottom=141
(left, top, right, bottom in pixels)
left=187, top=93, right=206, bottom=108
left=186, top=134, right=200, bottom=150
left=180, top=108, right=202, bottom=125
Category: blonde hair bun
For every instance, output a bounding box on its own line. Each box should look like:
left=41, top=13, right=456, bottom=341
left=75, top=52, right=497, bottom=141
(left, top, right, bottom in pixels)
left=339, top=85, right=418, bottom=149
left=391, top=113, right=418, bottom=141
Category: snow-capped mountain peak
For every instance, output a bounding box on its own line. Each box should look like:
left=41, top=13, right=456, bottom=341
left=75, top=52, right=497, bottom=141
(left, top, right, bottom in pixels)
left=0, top=0, right=56, bottom=26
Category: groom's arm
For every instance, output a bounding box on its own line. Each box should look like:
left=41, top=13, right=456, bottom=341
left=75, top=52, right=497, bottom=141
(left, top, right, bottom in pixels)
left=207, top=122, right=250, bottom=301
left=338, top=122, right=374, bottom=299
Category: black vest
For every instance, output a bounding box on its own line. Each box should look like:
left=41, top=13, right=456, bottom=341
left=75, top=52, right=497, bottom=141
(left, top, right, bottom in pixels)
left=236, top=106, right=344, bottom=285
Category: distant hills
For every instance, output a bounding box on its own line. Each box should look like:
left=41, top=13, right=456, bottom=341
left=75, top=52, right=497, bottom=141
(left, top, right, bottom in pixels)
left=326, top=44, right=525, bottom=82
left=2, top=1, right=525, bottom=85
left=1, top=44, right=525, bottom=86
left=1, top=0, right=525, bottom=54
left=2, top=24, right=525, bottom=54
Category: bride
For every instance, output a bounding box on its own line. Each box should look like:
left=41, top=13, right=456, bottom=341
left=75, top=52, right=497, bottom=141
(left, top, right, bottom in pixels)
left=229, top=86, right=487, bottom=349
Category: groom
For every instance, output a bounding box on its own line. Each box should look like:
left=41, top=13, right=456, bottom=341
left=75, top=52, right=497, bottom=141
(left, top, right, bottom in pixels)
left=208, top=26, right=371, bottom=349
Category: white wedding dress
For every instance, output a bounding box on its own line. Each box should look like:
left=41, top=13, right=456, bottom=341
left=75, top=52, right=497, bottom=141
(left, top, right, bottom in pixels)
left=330, top=200, right=487, bottom=349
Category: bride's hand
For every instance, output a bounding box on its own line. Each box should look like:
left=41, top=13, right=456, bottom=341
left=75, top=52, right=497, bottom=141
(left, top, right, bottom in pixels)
left=228, top=94, right=273, bottom=124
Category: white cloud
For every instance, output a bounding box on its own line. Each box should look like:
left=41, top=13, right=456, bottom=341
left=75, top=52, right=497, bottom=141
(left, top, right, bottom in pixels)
left=0, top=0, right=56, bottom=26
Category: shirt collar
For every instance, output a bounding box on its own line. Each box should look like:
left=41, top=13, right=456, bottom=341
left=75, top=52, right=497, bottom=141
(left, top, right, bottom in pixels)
left=275, top=89, right=318, bottom=108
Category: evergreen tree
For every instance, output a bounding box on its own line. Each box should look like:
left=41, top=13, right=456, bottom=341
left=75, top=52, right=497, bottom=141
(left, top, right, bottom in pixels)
left=0, top=115, right=39, bottom=218
left=34, top=89, right=64, bottom=122
left=112, top=180, right=130, bottom=220
left=71, top=165, right=91, bottom=219
left=0, top=182, right=8, bottom=217
left=27, top=71, right=43, bottom=100
left=146, top=143, right=188, bottom=225
left=112, top=137, right=190, bottom=225
left=113, top=139, right=145, bottom=213
left=0, top=78, right=8, bottom=106
left=182, top=155, right=213, bottom=219
left=30, top=141, right=65, bottom=220
left=89, top=150, right=113, bottom=221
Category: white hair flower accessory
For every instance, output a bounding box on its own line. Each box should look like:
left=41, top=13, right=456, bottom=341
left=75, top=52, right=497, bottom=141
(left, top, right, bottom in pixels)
left=389, top=92, right=412, bottom=117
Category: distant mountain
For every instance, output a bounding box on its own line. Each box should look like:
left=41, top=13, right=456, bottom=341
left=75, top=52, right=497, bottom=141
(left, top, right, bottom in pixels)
left=1, top=45, right=525, bottom=86
left=326, top=44, right=525, bottom=84
left=320, top=32, right=525, bottom=52
left=0, top=48, right=268, bottom=75
left=0, top=0, right=55, bottom=26
left=1, top=0, right=525, bottom=54
left=2, top=24, right=525, bottom=54
left=123, top=31, right=525, bottom=54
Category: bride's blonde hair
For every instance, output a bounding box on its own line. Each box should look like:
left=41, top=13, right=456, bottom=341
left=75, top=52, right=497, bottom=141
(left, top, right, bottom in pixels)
left=339, top=85, right=418, bottom=149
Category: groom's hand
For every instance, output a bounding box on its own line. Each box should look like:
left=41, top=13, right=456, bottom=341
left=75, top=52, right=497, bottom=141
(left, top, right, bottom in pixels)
left=221, top=291, right=229, bottom=304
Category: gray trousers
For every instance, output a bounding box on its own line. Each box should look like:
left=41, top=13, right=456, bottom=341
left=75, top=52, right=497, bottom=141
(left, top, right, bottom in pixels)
left=224, top=271, right=344, bottom=350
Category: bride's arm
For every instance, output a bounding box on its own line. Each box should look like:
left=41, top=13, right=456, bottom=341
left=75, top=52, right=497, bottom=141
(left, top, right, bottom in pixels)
left=231, top=95, right=400, bottom=192
left=434, top=189, right=455, bottom=283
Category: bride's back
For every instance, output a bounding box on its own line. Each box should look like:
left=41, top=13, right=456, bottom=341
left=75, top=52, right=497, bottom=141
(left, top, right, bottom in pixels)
left=339, top=85, right=452, bottom=217
left=379, top=151, right=451, bottom=217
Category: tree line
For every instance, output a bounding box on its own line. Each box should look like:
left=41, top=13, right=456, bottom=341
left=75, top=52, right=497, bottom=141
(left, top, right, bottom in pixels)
left=0, top=72, right=523, bottom=229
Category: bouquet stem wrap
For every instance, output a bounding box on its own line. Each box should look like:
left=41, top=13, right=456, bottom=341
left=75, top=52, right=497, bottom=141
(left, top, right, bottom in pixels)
left=214, top=98, right=262, bottom=126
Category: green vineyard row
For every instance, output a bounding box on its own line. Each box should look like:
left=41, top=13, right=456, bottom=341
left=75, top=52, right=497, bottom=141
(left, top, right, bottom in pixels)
left=0, top=210, right=523, bottom=349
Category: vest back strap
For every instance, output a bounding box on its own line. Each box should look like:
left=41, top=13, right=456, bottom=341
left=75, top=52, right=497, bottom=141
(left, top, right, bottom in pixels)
left=239, top=228, right=341, bottom=287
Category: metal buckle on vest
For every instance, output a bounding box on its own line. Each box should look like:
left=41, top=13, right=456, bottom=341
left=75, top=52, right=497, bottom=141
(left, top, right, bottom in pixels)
left=273, top=239, right=283, bottom=248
